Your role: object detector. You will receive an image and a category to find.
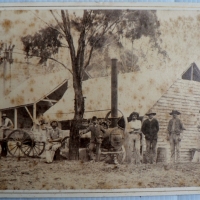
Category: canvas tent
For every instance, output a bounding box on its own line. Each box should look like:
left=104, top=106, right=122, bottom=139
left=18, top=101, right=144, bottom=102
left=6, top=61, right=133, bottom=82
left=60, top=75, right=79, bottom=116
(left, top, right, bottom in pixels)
left=0, top=70, right=70, bottom=129
left=44, top=68, right=176, bottom=121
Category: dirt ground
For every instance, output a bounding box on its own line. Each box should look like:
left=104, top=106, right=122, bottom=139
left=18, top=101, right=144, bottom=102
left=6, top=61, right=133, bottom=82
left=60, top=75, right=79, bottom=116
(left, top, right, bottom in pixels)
left=1, top=155, right=200, bottom=190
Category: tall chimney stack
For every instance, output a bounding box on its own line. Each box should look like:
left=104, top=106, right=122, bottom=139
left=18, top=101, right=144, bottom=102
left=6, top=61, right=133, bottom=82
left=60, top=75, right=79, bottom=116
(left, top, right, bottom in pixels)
left=111, top=58, right=118, bottom=127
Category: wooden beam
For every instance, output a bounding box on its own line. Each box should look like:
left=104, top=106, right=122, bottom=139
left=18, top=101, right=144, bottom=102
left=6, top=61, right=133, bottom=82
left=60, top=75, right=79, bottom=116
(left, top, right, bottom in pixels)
left=0, top=111, right=2, bottom=126
left=14, top=108, right=17, bottom=129
left=41, top=99, right=58, bottom=103
left=33, top=103, right=36, bottom=131
left=25, top=106, right=34, bottom=121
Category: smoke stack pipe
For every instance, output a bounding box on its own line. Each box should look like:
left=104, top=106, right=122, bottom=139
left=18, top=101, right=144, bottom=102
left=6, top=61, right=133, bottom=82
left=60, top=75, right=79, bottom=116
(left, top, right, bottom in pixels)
left=111, top=58, right=118, bottom=127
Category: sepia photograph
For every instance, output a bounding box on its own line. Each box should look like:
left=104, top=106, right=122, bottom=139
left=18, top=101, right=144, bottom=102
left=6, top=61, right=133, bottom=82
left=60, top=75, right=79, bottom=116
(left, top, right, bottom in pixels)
left=1, top=4, right=200, bottom=195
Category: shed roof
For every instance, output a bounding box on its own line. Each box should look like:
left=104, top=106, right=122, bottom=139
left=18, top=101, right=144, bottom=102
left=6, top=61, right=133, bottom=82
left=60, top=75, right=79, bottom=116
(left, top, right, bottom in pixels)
left=44, top=68, right=177, bottom=121
left=150, top=78, right=200, bottom=162
left=0, top=70, right=71, bottom=110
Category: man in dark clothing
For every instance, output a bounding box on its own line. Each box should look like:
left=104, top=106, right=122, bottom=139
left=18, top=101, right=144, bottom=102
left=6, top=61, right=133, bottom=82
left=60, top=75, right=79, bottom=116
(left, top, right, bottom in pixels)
left=167, top=110, right=185, bottom=163
left=80, top=116, right=106, bottom=162
left=141, top=110, right=159, bottom=164
left=0, top=114, right=14, bottom=157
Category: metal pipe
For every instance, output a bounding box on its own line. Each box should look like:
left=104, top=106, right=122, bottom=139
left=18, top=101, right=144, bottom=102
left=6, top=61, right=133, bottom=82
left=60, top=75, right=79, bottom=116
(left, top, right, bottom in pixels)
left=111, top=58, right=118, bottom=127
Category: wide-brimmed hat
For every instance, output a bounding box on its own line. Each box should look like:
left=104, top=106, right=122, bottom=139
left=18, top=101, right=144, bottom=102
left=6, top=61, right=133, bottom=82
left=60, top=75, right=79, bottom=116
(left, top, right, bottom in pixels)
left=169, top=110, right=181, bottom=115
left=1, top=113, right=7, bottom=118
left=146, top=110, right=156, bottom=116
left=129, top=112, right=139, bottom=119
left=92, top=116, right=98, bottom=121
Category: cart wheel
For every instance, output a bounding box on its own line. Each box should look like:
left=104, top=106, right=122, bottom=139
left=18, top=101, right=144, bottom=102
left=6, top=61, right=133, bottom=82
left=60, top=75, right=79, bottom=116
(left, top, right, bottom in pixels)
left=60, top=137, right=69, bottom=150
left=7, top=129, right=31, bottom=157
left=22, top=141, right=45, bottom=158
left=114, top=145, right=126, bottom=164
left=99, top=148, right=111, bottom=162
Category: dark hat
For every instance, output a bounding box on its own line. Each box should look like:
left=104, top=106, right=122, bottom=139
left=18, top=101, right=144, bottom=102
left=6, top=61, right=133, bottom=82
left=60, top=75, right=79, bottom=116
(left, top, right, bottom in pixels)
left=50, top=121, right=58, bottom=127
left=129, top=112, right=139, bottom=119
left=169, top=110, right=181, bottom=115
left=146, top=110, right=156, bottom=116
left=92, top=116, right=97, bottom=121
left=1, top=113, right=7, bottom=118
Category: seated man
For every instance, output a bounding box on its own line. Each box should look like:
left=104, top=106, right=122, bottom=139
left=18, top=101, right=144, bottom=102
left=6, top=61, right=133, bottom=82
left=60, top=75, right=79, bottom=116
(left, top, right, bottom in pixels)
left=80, top=116, right=106, bottom=162
left=45, top=121, right=63, bottom=163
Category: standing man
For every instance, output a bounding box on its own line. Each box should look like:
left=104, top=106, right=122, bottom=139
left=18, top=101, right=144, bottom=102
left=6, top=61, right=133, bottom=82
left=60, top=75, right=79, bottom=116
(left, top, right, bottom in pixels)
left=167, top=110, right=185, bottom=163
left=141, top=110, right=159, bottom=164
left=45, top=121, right=63, bottom=163
left=80, top=116, right=106, bottom=162
left=0, top=113, right=14, bottom=157
left=127, top=112, right=142, bottom=164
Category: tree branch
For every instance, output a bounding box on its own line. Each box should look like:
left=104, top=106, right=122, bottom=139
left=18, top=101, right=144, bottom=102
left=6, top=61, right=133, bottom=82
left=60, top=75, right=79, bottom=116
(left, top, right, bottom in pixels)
left=84, top=46, right=93, bottom=69
left=30, top=11, right=65, bottom=38
left=50, top=10, right=66, bottom=34
left=48, top=57, right=73, bottom=74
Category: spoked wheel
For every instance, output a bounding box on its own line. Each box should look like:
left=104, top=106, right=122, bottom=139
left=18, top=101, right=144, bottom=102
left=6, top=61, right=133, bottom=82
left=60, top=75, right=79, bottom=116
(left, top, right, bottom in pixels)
left=60, top=137, right=69, bottom=150
left=7, top=129, right=31, bottom=157
left=99, top=148, right=111, bottom=162
left=22, top=141, right=45, bottom=158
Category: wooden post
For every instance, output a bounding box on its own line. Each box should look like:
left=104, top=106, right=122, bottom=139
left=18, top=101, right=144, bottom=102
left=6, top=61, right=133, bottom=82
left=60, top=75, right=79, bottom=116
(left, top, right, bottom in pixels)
left=0, top=111, right=2, bottom=126
left=33, top=103, right=37, bottom=131
left=14, top=108, right=17, bottom=129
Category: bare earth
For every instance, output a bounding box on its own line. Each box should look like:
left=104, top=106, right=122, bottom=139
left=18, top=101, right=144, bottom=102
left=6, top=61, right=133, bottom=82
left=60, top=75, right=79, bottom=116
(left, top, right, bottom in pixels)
left=1, top=155, right=200, bottom=190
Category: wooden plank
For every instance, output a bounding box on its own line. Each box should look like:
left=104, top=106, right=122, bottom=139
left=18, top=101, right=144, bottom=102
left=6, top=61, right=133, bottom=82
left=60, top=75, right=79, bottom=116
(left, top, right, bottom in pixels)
left=14, top=108, right=17, bottom=129
left=0, top=111, right=2, bottom=126
left=25, top=106, right=34, bottom=121
left=41, top=99, right=58, bottom=103
left=33, top=103, right=36, bottom=130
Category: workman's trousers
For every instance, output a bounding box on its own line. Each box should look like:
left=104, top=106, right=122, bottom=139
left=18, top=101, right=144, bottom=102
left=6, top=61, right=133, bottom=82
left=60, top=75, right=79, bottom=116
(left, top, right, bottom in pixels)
left=170, top=133, right=181, bottom=163
left=129, top=133, right=141, bottom=164
left=88, top=142, right=101, bottom=162
left=45, top=142, right=61, bottom=163
left=0, top=129, right=9, bottom=157
left=145, top=139, right=157, bottom=164
left=88, top=140, right=102, bottom=162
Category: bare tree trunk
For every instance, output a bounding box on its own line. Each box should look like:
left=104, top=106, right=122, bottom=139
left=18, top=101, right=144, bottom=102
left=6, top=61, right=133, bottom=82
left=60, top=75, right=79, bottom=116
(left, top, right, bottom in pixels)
left=69, top=62, right=85, bottom=160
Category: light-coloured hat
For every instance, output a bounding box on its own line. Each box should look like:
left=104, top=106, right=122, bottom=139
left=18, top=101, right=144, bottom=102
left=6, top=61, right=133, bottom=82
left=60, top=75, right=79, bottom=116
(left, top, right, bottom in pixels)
left=146, top=110, right=156, bottom=116
left=1, top=113, right=7, bottom=118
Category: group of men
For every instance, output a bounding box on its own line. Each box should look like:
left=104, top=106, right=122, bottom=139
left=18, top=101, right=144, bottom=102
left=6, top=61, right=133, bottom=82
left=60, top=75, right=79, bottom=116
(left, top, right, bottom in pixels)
left=127, top=109, right=185, bottom=164
left=0, top=109, right=185, bottom=164
left=79, top=109, right=185, bottom=164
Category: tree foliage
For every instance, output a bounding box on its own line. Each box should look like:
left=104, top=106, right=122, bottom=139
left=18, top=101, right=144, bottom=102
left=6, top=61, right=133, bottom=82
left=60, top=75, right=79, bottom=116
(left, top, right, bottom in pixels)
left=21, top=10, right=164, bottom=73
left=22, top=26, right=62, bottom=64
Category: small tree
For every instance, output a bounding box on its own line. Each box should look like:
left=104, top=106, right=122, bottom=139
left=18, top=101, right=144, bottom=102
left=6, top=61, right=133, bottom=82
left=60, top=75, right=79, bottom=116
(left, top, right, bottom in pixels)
left=21, top=9, right=163, bottom=160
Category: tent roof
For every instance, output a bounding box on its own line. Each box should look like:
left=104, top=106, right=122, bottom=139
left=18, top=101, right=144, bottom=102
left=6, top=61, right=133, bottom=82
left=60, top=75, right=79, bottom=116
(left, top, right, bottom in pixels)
left=0, top=70, right=71, bottom=110
left=44, top=68, right=178, bottom=121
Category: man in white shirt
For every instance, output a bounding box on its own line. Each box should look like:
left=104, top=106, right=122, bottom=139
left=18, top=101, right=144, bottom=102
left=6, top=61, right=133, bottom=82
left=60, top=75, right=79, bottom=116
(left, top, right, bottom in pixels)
left=45, top=121, right=63, bottom=163
left=127, top=112, right=142, bottom=164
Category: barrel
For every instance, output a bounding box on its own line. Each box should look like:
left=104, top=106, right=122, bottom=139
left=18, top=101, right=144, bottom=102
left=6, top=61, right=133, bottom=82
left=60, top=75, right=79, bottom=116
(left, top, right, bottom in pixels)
left=156, top=147, right=167, bottom=163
